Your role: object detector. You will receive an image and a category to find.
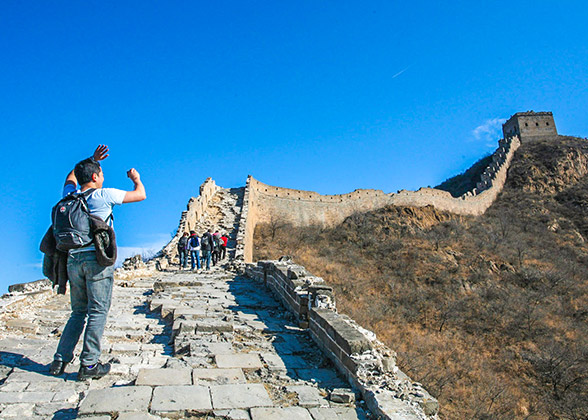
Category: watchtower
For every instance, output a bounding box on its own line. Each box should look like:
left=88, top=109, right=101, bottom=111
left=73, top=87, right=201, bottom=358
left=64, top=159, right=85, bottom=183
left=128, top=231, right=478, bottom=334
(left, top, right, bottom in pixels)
left=502, top=111, right=557, bottom=142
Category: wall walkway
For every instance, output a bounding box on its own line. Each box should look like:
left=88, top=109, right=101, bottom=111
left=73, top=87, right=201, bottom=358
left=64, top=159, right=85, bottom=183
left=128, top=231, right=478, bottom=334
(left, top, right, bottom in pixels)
left=241, top=135, right=520, bottom=261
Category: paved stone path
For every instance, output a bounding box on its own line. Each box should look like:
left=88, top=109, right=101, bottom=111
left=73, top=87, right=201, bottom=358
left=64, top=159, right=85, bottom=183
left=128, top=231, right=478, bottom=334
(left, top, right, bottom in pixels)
left=184, top=187, right=244, bottom=260
left=0, top=266, right=372, bottom=419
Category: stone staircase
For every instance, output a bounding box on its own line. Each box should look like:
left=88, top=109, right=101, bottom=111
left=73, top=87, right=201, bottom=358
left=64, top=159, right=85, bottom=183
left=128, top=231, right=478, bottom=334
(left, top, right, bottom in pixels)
left=0, top=268, right=371, bottom=419
left=0, top=179, right=437, bottom=419
left=180, top=187, right=244, bottom=261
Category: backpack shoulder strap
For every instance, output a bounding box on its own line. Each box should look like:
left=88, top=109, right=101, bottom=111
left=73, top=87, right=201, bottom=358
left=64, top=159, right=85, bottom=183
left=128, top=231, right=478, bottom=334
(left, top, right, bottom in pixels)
left=80, top=188, right=114, bottom=224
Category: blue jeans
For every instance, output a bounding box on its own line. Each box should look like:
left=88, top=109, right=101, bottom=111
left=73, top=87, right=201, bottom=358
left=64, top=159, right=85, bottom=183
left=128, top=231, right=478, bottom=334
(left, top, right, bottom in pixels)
left=201, top=250, right=211, bottom=270
left=179, top=249, right=188, bottom=268
left=190, top=250, right=201, bottom=270
left=54, top=251, right=114, bottom=366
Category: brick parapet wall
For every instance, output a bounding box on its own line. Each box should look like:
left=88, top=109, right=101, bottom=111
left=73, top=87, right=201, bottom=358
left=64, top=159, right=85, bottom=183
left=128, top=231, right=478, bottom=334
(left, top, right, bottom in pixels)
left=245, top=259, right=439, bottom=419
left=234, top=176, right=253, bottom=262
left=242, top=136, right=520, bottom=261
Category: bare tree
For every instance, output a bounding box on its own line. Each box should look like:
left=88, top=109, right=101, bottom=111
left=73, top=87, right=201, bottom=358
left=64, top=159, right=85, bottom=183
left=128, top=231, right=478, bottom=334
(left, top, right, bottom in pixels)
left=268, top=214, right=287, bottom=240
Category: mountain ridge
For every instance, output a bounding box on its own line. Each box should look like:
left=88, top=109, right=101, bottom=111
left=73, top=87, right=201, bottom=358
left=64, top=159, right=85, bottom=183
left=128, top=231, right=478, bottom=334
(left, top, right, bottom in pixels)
left=253, top=135, right=588, bottom=419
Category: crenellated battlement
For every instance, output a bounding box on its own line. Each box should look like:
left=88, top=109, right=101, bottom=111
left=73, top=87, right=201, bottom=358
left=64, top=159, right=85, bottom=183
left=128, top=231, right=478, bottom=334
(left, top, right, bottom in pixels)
left=502, top=111, right=557, bottom=142
left=238, top=134, right=521, bottom=260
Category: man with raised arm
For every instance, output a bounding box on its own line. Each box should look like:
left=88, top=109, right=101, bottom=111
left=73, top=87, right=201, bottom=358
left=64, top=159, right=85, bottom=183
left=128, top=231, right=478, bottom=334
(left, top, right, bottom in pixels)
left=49, top=145, right=146, bottom=381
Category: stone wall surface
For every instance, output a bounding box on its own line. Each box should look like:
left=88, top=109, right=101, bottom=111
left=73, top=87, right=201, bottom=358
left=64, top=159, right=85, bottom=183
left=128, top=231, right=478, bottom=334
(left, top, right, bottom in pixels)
left=235, top=175, right=253, bottom=262
left=3, top=126, right=541, bottom=418
left=246, top=259, right=439, bottom=419
left=2, top=181, right=439, bottom=419
left=0, top=260, right=432, bottom=419
left=502, top=111, right=557, bottom=141
left=242, top=135, right=521, bottom=261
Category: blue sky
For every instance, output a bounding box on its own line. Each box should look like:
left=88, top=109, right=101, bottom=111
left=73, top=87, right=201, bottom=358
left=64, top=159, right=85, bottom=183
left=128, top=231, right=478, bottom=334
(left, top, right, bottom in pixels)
left=1, top=1, right=587, bottom=292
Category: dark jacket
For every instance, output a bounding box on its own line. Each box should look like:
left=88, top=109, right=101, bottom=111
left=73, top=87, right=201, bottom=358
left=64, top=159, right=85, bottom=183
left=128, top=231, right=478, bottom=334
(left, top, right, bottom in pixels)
left=201, top=232, right=213, bottom=252
left=40, top=214, right=117, bottom=294
left=40, top=230, right=68, bottom=294
left=178, top=235, right=189, bottom=252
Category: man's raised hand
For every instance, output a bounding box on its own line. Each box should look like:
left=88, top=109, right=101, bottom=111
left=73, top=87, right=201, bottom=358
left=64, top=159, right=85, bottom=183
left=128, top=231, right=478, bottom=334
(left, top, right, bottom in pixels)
left=93, top=145, right=109, bottom=162
left=123, top=168, right=146, bottom=203
left=127, top=168, right=141, bottom=183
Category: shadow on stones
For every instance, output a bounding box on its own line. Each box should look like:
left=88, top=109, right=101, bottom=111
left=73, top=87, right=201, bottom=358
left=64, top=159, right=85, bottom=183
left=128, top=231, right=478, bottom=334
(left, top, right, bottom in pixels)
left=51, top=407, right=78, bottom=420
left=0, top=351, right=65, bottom=380
left=226, top=276, right=351, bottom=390
left=132, top=290, right=173, bottom=356
left=226, top=187, right=245, bottom=257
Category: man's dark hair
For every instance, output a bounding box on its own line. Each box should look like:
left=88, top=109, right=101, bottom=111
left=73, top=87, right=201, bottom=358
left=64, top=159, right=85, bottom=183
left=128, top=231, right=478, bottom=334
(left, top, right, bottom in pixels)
left=74, top=158, right=101, bottom=185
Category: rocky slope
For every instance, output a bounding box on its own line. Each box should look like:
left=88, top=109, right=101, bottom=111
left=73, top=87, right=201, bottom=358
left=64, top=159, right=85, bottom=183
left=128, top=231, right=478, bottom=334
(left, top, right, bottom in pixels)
left=254, top=135, right=588, bottom=420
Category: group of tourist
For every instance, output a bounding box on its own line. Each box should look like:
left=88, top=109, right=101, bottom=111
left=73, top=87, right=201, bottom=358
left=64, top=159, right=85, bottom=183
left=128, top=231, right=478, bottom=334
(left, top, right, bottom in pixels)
left=177, top=229, right=228, bottom=271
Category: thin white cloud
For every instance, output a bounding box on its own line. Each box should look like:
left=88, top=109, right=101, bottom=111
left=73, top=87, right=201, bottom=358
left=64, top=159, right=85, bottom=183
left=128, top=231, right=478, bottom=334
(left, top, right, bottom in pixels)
left=472, top=117, right=506, bottom=147
left=391, top=65, right=412, bottom=79
left=23, top=262, right=43, bottom=269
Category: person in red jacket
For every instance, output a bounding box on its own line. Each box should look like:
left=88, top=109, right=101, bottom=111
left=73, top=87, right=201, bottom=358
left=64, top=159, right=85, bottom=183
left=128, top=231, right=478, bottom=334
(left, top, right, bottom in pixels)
left=220, top=233, right=228, bottom=260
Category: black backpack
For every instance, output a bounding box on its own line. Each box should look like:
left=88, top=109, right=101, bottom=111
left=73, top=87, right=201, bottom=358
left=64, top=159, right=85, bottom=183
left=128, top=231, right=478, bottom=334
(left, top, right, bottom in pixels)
left=201, top=233, right=211, bottom=251
left=51, top=189, right=95, bottom=252
left=178, top=236, right=189, bottom=249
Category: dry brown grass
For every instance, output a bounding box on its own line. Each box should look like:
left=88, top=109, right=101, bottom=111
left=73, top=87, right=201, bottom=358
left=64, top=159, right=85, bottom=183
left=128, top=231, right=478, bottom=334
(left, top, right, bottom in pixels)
left=254, top=137, right=588, bottom=420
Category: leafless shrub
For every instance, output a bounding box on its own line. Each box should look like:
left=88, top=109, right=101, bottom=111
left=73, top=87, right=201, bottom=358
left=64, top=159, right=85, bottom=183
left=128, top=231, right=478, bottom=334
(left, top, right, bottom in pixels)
left=267, top=214, right=287, bottom=240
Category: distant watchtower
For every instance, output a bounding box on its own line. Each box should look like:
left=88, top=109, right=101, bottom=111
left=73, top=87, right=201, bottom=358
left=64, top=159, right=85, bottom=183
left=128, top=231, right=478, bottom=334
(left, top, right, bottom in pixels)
left=502, top=111, right=557, bottom=142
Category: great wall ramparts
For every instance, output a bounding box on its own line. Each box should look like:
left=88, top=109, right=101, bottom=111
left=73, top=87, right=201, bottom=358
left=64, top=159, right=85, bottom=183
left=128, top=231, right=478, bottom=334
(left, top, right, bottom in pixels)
left=2, top=112, right=557, bottom=418
left=239, top=134, right=520, bottom=261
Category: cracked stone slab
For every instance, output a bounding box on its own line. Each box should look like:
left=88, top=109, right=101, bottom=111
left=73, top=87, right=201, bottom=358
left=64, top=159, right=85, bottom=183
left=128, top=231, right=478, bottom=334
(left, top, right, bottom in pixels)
left=0, top=403, right=35, bottom=417
left=0, top=382, right=29, bottom=392
left=111, top=342, right=142, bottom=353
left=308, top=407, right=370, bottom=420
left=213, top=408, right=251, bottom=420
left=215, top=354, right=262, bottom=369
left=190, top=341, right=234, bottom=356
left=117, top=413, right=162, bottom=420
left=172, top=319, right=198, bottom=335
left=261, top=353, right=308, bottom=370
left=330, top=388, right=356, bottom=404
left=150, top=385, right=212, bottom=413
left=5, top=371, right=63, bottom=383
left=25, top=380, right=76, bottom=392
left=0, top=391, right=56, bottom=404
left=192, top=368, right=246, bottom=385
left=135, top=368, right=192, bottom=386
left=250, top=407, right=313, bottom=420
left=5, top=319, right=39, bottom=334
left=78, top=386, right=153, bottom=415
left=295, top=369, right=346, bottom=387
left=173, top=307, right=207, bottom=319
left=196, top=319, right=234, bottom=333
left=369, top=391, right=423, bottom=419
left=33, top=402, right=77, bottom=417
left=287, top=385, right=329, bottom=408
left=52, top=389, right=80, bottom=403
left=149, top=298, right=177, bottom=313
left=210, top=384, right=273, bottom=409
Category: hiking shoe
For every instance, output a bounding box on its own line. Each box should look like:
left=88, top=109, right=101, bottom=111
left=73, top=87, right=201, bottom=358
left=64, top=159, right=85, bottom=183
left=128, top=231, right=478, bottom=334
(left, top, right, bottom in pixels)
left=78, top=362, right=111, bottom=381
left=49, top=360, right=67, bottom=376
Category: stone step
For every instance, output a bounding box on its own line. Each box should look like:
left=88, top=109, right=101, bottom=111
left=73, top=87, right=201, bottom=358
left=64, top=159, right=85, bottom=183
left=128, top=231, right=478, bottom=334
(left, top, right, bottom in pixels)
left=0, top=266, right=373, bottom=419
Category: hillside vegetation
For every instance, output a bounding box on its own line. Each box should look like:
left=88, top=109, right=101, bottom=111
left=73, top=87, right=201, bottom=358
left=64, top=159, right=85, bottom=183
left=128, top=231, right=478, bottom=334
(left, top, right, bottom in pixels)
left=253, top=136, right=588, bottom=420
